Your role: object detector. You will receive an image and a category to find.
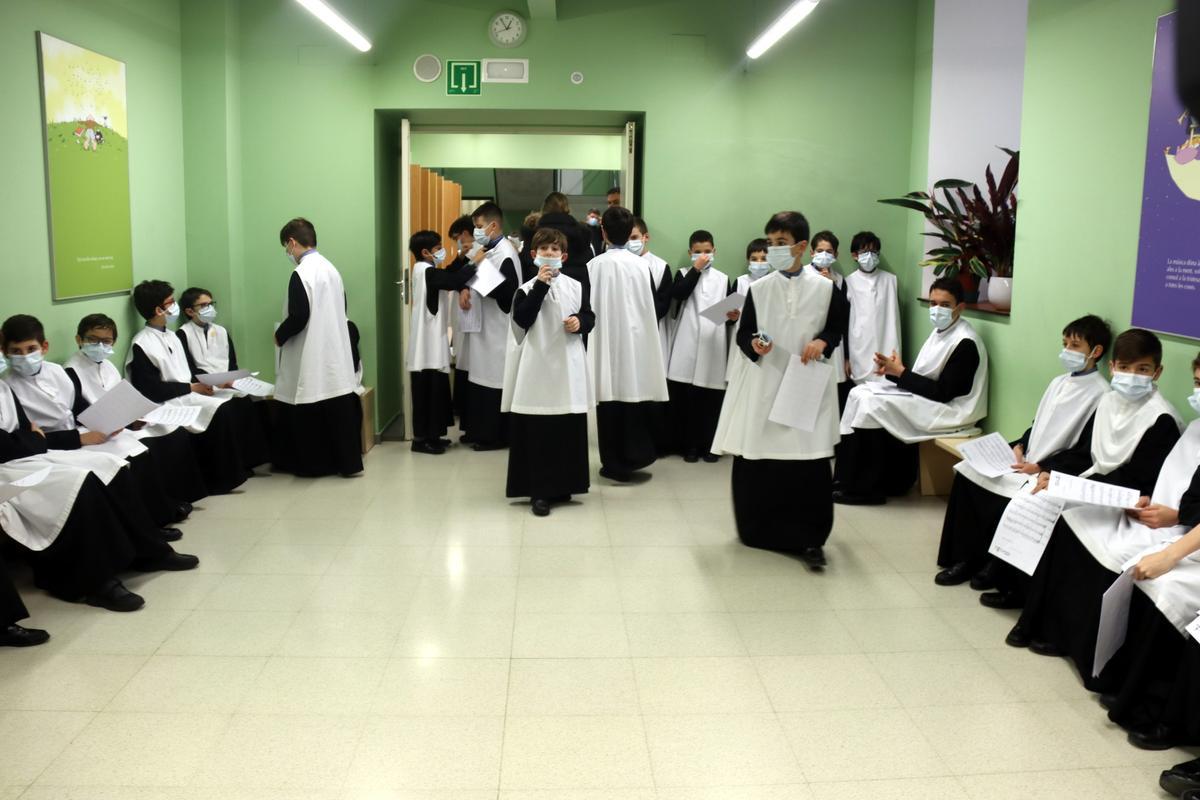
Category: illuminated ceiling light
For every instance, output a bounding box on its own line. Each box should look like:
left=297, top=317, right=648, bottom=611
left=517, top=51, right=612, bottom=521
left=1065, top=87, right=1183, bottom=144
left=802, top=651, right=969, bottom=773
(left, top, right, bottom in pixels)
left=294, top=0, right=372, bottom=52
left=746, top=0, right=819, bottom=60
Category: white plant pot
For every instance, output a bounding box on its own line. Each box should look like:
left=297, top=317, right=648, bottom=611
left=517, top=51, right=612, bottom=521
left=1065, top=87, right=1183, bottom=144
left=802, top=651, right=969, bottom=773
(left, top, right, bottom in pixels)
left=988, top=277, right=1013, bottom=310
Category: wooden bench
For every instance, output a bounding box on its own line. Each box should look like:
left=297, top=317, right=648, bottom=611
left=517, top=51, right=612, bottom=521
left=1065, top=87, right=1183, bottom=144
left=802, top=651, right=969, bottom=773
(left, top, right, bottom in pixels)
left=918, top=435, right=979, bottom=496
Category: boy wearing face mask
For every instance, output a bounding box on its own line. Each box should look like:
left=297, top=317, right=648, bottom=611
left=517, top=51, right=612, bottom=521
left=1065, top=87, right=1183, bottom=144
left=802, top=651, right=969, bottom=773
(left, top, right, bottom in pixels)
left=502, top=228, right=595, bottom=516
left=585, top=208, right=605, bottom=257
left=446, top=215, right=480, bottom=438
left=843, top=232, right=901, bottom=389
left=724, top=239, right=771, bottom=381
left=407, top=230, right=457, bottom=455
left=712, top=211, right=848, bottom=568
left=666, top=230, right=732, bottom=463
left=1005, top=329, right=1183, bottom=670
left=837, top=277, right=988, bottom=505
left=461, top=202, right=521, bottom=451
left=809, top=231, right=851, bottom=413
left=128, top=280, right=258, bottom=493
left=935, top=315, right=1112, bottom=597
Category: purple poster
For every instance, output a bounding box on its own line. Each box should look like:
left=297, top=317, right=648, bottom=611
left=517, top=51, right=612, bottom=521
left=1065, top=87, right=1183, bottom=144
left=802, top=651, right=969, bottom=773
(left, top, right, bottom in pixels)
left=1132, top=12, right=1200, bottom=340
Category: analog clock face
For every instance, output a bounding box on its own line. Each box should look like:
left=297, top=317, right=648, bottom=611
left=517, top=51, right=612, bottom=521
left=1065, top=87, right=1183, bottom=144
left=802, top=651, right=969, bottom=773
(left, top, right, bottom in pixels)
left=489, top=11, right=526, bottom=48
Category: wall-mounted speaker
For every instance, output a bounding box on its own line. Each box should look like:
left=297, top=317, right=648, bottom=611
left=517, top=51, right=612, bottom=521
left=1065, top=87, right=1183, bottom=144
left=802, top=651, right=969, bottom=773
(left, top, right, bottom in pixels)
left=413, top=54, right=442, bottom=83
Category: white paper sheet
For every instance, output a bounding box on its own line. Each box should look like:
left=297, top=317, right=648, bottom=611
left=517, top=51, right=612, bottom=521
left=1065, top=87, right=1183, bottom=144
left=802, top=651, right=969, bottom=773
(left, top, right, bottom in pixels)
left=1093, top=568, right=1135, bottom=677
left=144, top=404, right=202, bottom=428
left=0, top=466, right=53, bottom=504
left=82, top=429, right=147, bottom=459
left=458, top=290, right=483, bottom=334
left=988, top=491, right=1066, bottom=575
left=1046, top=472, right=1141, bottom=509
left=698, top=293, right=746, bottom=325
left=767, top=356, right=833, bottom=432
left=197, top=369, right=252, bottom=387
left=1187, top=613, right=1200, bottom=645
left=958, top=432, right=1017, bottom=479
left=76, top=380, right=160, bottom=434
left=863, top=382, right=912, bottom=397
left=467, top=259, right=505, bottom=297
left=232, top=377, right=274, bottom=397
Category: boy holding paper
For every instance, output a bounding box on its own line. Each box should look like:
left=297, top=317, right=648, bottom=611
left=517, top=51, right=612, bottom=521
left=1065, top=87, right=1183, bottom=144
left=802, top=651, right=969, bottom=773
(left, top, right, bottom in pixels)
left=711, top=210, right=848, bottom=568
left=935, top=315, right=1112, bottom=591
left=502, top=228, right=595, bottom=516
left=835, top=277, right=988, bottom=505
left=666, top=229, right=732, bottom=463
left=1005, top=329, right=1183, bottom=671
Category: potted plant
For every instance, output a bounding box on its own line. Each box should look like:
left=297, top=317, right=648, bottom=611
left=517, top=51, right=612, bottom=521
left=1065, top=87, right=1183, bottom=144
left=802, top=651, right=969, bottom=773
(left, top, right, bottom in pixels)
left=879, top=148, right=1018, bottom=310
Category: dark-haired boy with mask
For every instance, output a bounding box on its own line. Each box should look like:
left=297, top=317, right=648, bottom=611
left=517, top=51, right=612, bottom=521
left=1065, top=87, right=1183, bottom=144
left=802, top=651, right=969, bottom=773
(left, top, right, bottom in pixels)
left=844, top=231, right=900, bottom=389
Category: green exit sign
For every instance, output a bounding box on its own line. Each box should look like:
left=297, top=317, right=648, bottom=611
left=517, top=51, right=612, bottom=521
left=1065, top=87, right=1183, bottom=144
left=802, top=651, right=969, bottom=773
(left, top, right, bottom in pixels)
left=447, top=61, right=481, bottom=95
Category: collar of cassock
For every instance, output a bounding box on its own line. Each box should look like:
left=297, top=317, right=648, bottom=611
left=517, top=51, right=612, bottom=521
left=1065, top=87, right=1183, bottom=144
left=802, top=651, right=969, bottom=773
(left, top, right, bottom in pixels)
left=780, top=268, right=803, bottom=279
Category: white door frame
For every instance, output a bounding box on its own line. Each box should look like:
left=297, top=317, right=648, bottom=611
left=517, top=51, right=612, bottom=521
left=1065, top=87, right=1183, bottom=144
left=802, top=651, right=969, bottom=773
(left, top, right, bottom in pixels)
left=398, top=118, right=414, bottom=440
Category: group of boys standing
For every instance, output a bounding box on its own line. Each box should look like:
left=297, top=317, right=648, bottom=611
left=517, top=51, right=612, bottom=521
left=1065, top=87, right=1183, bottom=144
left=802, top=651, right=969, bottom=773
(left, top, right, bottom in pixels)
left=1, top=217, right=363, bottom=646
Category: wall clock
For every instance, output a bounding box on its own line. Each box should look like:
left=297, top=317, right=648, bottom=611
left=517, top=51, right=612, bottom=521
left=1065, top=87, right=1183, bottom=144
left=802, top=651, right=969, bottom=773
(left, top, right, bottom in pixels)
left=488, top=10, right=527, bottom=48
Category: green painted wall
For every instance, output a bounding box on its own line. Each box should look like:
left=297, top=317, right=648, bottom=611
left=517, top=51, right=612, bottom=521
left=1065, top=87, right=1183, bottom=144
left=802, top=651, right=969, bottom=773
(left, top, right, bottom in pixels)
left=412, top=133, right=623, bottom=170
left=1, top=0, right=187, bottom=362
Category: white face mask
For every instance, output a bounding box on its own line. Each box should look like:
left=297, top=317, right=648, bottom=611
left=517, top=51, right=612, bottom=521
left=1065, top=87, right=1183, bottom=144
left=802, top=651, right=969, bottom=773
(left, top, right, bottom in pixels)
left=929, top=305, right=954, bottom=330
left=431, top=248, right=447, bottom=266
left=0, top=355, right=7, bottom=377
left=626, top=239, right=645, bottom=255
left=857, top=251, right=880, bottom=272
left=1111, top=371, right=1154, bottom=401
left=691, top=252, right=713, bottom=268
left=164, top=302, right=181, bottom=325
left=811, top=251, right=836, bottom=270
left=197, top=305, right=217, bottom=322
left=1058, top=348, right=1088, bottom=373
left=748, top=262, right=771, bottom=279
left=766, top=246, right=795, bottom=271
left=9, top=351, right=44, bottom=377
left=534, top=255, right=562, bottom=270
left=1189, top=388, right=1200, bottom=415
left=283, top=248, right=296, bottom=266
left=82, top=342, right=114, bottom=363
left=472, top=226, right=490, bottom=245
left=586, top=216, right=600, bottom=227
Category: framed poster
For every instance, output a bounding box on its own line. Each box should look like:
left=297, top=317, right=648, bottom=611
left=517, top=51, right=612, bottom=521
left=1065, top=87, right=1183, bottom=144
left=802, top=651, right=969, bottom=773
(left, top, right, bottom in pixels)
left=36, top=32, right=134, bottom=300
left=1131, top=12, right=1200, bottom=340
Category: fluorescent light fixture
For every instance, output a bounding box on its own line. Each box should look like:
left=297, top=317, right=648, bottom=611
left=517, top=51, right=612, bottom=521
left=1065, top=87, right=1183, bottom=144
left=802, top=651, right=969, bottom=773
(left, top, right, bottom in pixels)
left=746, top=0, right=819, bottom=59
left=294, top=0, right=372, bottom=52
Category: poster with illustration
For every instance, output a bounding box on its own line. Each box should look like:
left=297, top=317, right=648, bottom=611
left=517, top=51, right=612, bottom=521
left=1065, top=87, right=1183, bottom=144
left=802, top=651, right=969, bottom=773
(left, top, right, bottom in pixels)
left=36, top=32, right=133, bottom=300
left=1132, top=12, right=1200, bottom=340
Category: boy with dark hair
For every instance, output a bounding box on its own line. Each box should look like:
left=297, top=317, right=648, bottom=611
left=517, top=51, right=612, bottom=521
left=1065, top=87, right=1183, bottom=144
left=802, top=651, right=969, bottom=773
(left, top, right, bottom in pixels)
left=406, top=229, right=455, bottom=454
left=666, top=229, right=731, bottom=463
left=503, top=227, right=595, bottom=515
left=627, top=217, right=675, bottom=363
left=712, top=210, right=848, bottom=568
left=274, top=217, right=363, bottom=477
left=809, top=230, right=851, bottom=411
left=844, top=231, right=901, bottom=390
left=585, top=207, right=605, bottom=256
left=587, top=206, right=670, bottom=481
left=447, top=214, right=478, bottom=434
left=128, top=279, right=256, bottom=492
left=460, top=202, right=520, bottom=451
left=1005, top=329, right=1184, bottom=675
left=177, top=287, right=238, bottom=375
left=935, top=314, right=1113, bottom=593
left=837, top=276, right=989, bottom=505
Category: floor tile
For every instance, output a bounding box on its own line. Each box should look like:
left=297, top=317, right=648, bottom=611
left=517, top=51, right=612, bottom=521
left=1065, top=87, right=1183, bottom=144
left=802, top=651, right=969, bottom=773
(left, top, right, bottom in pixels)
left=0, top=710, right=95, bottom=785
left=374, top=657, right=509, bottom=716
left=643, top=714, right=804, bottom=788
left=241, top=657, right=386, bottom=715
left=193, top=713, right=364, bottom=789
left=512, top=613, right=629, bottom=658
left=779, top=708, right=947, bottom=783
left=624, top=613, right=745, bottom=657
left=107, top=655, right=265, bottom=713
left=633, top=657, right=771, bottom=715
left=347, top=716, right=504, bottom=790
left=0, top=652, right=145, bottom=711
left=501, top=716, right=653, bottom=789
left=507, top=659, right=639, bottom=716
left=754, top=654, right=899, bottom=711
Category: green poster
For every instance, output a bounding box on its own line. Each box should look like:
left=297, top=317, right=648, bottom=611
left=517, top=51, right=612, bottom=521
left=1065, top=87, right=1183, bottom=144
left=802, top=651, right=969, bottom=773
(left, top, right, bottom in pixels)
left=37, top=32, right=134, bottom=300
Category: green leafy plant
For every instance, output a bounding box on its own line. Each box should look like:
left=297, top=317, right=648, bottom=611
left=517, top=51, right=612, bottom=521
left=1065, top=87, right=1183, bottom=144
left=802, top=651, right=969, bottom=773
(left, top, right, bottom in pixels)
left=879, top=147, right=1018, bottom=279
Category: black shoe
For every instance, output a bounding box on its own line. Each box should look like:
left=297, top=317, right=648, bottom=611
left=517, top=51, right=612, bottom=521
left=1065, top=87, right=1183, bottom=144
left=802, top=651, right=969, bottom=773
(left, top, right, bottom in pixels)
left=84, top=578, right=145, bottom=612
left=1005, top=622, right=1031, bottom=648
left=969, top=561, right=998, bottom=591
left=436, top=438, right=452, bottom=448
left=531, top=499, right=551, bottom=517
left=798, top=547, right=827, bottom=570
left=548, top=494, right=572, bottom=503
left=138, top=551, right=200, bottom=572
left=1098, top=693, right=1118, bottom=711
left=1129, top=723, right=1179, bottom=751
left=980, top=590, right=1023, bottom=610
left=599, top=466, right=632, bottom=483
left=471, top=441, right=506, bottom=452
left=702, top=452, right=720, bottom=463
left=1029, top=639, right=1064, bottom=657
left=172, top=502, right=193, bottom=523
left=1161, top=758, right=1200, bottom=796
left=934, top=561, right=974, bottom=587
left=412, top=440, right=446, bottom=455
left=683, top=450, right=700, bottom=463
left=459, top=433, right=476, bottom=444
left=832, top=490, right=885, bottom=506
left=158, top=527, right=183, bottom=542
left=0, top=623, right=50, bottom=647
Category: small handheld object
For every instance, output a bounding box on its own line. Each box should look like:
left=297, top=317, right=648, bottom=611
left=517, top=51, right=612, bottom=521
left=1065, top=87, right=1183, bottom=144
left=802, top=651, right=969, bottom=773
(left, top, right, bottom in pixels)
left=754, top=331, right=772, bottom=346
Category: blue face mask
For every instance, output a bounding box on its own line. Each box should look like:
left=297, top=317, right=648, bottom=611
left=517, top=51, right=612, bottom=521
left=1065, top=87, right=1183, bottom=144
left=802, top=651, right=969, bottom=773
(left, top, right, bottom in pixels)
left=1059, top=348, right=1088, bottom=373
left=586, top=216, right=600, bottom=227
left=1111, top=371, right=1154, bottom=401
left=9, top=351, right=44, bottom=377
left=533, top=255, right=562, bottom=271
left=472, top=226, right=489, bottom=245
left=198, top=305, right=217, bottom=322
left=691, top=253, right=713, bottom=268
left=1189, top=389, right=1200, bottom=415
left=81, top=342, right=114, bottom=363
left=432, top=248, right=447, bottom=266
left=929, top=305, right=954, bottom=330
left=748, top=262, right=770, bottom=279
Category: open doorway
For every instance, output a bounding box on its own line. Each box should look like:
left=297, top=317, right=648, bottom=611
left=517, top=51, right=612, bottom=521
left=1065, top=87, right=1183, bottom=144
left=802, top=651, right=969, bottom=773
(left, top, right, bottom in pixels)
left=374, top=112, right=643, bottom=441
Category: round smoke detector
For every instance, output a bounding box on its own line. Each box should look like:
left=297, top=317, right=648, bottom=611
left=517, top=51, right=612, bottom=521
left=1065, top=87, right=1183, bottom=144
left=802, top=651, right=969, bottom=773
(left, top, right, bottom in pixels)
left=413, top=54, right=442, bottom=83
left=569, top=71, right=584, bottom=85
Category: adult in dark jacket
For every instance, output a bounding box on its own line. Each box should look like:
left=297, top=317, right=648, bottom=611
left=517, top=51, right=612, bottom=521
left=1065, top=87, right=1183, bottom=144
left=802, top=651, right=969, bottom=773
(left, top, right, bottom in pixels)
left=537, top=192, right=595, bottom=283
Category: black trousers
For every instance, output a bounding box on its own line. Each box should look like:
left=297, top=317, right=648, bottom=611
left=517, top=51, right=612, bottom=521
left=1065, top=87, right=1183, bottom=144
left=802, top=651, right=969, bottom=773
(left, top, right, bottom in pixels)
left=667, top=380, right=725, bottom=457
left=227, top=396, right=272, bottom=470
left=192, top=402, right=255, bottom=493
left=272, top=393, right=364, bottom=477
left=141, top=428, right=208, bottom=504
left=411, top=369, right=454, bottom=441
left=0, top=551, right=28, bottom=626
left=834, top=427, right=918, bottom=497
left=732, top=456, right=834, bottom=551
left=466, top=384, right=509, bottom=447
left=596, top=401, right=658, bottom=474
left=936, top=473, right=1011, bottom=569
left=453, top=368, right=471, bottom=429
left=506, top=413, right=590, bottom=500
